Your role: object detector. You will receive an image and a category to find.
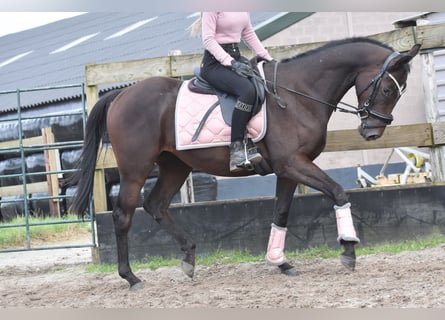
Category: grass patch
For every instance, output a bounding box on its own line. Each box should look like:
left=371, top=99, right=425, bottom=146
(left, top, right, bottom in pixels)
left=86, top=256, right=182, bottom=273
left=85, top=233, right=445, bottom=274
left=197, top=249, right=264, bottom=266
left=291, top=245, right=341, bottom=259
left=51, top=266, right=67, bottom=272
left=355, top=233, right=445, bottom=256
left=0, top=215, right=91, bottom=249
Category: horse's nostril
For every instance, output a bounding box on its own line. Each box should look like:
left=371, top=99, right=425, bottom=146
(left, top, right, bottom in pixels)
left=366, top=135, right=380, bottom=141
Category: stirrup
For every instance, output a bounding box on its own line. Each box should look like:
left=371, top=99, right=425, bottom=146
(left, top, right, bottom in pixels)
left=229, top=140, right=262, bottom=172
left=241, top=139, right=262, bottom=170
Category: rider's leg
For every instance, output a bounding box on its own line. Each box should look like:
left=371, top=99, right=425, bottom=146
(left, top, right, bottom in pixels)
left=229, top=100, right=262, bottom=172
left=199, top=53, right=262, bottom=172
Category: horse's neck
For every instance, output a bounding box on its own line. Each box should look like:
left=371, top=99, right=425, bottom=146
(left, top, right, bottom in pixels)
left=266, top=54, right=358, bottom=122
left=302, top=55, right=359, bottom=102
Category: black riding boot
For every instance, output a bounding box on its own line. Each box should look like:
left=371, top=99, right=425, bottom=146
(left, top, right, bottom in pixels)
left=229, top=100, right=262, bottom=172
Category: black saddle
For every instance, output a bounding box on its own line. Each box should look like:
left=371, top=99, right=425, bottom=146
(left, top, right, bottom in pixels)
left=188, top=72, right=238, bottom=126
left=187, top=59, right=266, bottom=129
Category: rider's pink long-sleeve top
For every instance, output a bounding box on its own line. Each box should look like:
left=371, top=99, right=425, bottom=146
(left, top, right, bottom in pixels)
left=202, top=12, right=273, bottom=66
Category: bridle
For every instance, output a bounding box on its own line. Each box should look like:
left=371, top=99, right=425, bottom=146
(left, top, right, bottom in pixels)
left=262, top=51, right=406, bottom=126
left=355, top=51, right=405, bottom=125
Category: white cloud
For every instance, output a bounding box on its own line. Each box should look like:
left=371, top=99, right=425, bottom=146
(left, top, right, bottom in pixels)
left=0, top=12, right=85, bottom=37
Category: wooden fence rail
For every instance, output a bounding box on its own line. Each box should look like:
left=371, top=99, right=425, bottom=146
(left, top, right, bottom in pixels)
left=0, top=128, right=61, bottom=216
left=85, top=24, right=445, bottom=88
left=89, top=122, right=445, bottom=213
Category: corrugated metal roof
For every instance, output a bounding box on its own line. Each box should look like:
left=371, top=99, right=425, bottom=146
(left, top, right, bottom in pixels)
left=0, top=12, right=286, bottom=113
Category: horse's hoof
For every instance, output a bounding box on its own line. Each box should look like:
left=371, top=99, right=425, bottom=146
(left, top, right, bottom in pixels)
left=340, top=254, right=356, bottom=271
left=129, top=281, right=144, bottom=291
left=278, top=262, right=299, bottom=276
left=181, top=261, right=195, bottom=278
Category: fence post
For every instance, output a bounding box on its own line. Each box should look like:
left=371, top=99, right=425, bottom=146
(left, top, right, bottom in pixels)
left=421, top=51, right=445, bottom=182
left=42, top=127, right=60, bottom=217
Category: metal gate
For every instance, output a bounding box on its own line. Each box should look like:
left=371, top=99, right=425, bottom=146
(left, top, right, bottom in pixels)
left=0, top=83, right=96, bottom=253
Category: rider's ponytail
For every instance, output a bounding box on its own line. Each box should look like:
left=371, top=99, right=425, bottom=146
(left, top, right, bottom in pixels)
left=189, top=13, right=202, bottom=38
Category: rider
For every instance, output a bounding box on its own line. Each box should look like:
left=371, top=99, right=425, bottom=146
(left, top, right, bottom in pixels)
left=192, top=12, right=274, bottom=172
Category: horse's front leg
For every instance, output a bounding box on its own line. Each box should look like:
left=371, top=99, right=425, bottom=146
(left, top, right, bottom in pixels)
left=272, top=156, right=360, bottom=272
left=266, top=177, right=299, bottom=276
left=334, top=202, right=360, bottom=270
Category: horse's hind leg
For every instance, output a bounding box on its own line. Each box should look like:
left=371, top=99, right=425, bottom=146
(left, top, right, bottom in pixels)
left=112, top=178, right=147, bottom=289
left=143, top=153, right=196, bottom=277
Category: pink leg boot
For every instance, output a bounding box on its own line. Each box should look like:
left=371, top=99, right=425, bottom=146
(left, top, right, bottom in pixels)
left=334, top=202, right=360, bottom=243
left=265, top=223, right=287, bottom=265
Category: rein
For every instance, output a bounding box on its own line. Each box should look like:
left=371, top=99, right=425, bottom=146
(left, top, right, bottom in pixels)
left=266, top=66, right=358, bottom=115
left=261, top=51, right=404, bottom=123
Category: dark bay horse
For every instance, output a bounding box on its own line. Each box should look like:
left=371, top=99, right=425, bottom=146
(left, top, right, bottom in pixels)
left=71, top=38, right=420, bottom=289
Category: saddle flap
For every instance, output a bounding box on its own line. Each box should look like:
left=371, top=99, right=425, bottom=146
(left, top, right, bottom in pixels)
left=188, top=73, right=237, bottom=126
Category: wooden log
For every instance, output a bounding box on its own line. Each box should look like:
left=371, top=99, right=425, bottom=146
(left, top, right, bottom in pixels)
left=368, top=27, right=417, bottom=52
left=85, top=56, right=171, bottom=86
left=93, top=123, right=444, bottom=172
left=96, top=148, right=117, bottom=169
left=170, top=53, right=202, bottom=78
left=324, top=123, right=435, bottom=152
left=85, top=84, right=98, bottom=115
left=84, top=24, right=445, bottom=88
left=416, top=24, right=445, bottom=51
left=42, top=128, right=60, bottom=217
left=0, top=136, right=44, bottom=149
left=93, top=169, right=107, bottom=214
left=0, top=182, right=48, bottom=197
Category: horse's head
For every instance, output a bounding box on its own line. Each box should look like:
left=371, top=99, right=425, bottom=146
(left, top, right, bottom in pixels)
left=355, top=44, right=421, bottom=141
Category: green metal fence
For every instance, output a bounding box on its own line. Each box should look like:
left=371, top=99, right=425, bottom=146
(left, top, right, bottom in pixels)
left=0, top=83, right=96, bottom=253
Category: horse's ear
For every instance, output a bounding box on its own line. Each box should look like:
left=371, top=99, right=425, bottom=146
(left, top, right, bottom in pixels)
left=388, top=44, right=421, bottom=71
left=407, top=43, right=421, bottom=58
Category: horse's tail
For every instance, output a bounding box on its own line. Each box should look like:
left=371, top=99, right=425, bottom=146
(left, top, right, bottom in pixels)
left=69, top=89, right=123, bottom=217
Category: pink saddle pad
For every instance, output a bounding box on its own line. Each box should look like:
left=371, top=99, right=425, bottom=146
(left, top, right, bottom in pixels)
left=175, top=81, right=267, bottom=151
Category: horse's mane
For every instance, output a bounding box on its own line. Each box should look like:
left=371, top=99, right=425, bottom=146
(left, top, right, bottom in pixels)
left=281, top=37, right=394, bottom=63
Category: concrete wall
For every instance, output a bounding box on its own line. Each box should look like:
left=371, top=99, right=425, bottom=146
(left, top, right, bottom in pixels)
left=93, top=184, right=445, bottom=264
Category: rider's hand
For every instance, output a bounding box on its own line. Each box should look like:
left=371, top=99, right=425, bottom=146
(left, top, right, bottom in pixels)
left=231, top=59, right=254, bottom=78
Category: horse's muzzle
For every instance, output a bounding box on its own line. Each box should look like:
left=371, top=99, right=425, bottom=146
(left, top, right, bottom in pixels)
left=358, top=122, right=385, bottom=141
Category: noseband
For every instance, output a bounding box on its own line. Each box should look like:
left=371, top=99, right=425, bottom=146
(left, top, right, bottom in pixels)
left=356, top=51, right=406, bottom=126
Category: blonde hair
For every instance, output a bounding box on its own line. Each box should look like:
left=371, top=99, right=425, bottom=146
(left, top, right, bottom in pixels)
left=189, top=13, right=202, bottom=38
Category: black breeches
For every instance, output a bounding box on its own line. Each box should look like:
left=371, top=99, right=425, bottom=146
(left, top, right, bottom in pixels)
left=200, top=50, right=256, bottom=105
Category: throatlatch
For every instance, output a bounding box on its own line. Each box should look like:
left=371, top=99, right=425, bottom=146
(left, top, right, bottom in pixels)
left=334, top=202, right=360, bottom=243
left=265, top=223, right=287, bottom=265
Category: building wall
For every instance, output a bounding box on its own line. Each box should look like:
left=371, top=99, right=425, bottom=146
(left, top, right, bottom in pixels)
left=262, top=12, right=425, bottom=170
left=435, top=49, right=445, bottom=121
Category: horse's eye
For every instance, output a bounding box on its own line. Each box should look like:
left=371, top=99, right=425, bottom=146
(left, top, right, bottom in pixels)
left=382, top=86, right=393, bottom=97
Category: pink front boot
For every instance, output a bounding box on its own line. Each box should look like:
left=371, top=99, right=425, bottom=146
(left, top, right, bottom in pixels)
left=265, top=223, right=287, bottom=265
left=334, top=202, right=360, bottom=243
